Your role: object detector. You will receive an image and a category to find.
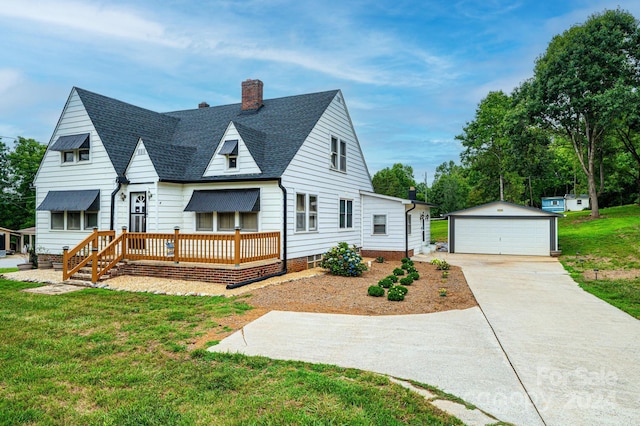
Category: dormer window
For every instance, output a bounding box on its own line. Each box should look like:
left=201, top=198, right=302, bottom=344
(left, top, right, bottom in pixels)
left=219, top=139, right=239, bottom=170
left=51, top=133, right=90, bottom=164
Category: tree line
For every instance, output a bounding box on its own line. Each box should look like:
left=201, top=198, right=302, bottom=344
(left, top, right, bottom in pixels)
left=373, top=9, right=640, bottom=218
left=0, top=137, right=46, bottom=230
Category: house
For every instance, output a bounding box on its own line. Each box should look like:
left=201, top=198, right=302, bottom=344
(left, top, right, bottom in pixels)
left=541, top=194, right=590, bottom=213
left=34, top=79, right=432, bottom=285
left=446, top=201, right=561, bottom=256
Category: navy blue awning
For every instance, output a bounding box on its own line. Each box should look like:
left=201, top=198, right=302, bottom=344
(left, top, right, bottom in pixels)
left=50, top=133, right=90, bottom=151
left=37, top=190, right=100, bottom=211
left=218, top=139, right=238, bottom=155
left=184, top=189, right=260, bottom=212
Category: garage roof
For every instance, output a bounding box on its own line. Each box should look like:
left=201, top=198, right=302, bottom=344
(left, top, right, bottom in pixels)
left=445, top=201, right=562, bottom=217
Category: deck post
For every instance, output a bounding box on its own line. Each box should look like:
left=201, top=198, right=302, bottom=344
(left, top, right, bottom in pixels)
left=62, top=246, right=69, bottom=280
left=174, top=227, right=180, bottom=264
left=91, top=247, right=98, bottom=284
left=121, top=226, right=127, bottom=259
left=234, top=227, right=241, bottom=266
left=91, top=227, right=98, bottom=251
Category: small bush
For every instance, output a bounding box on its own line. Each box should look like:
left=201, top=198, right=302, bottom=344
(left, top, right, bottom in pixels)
left=320, top=242, right=368, bottom=277
left=375, top=256, right=385, bottom=263
left=430, top=258, right=450, bottom=270
left=387, top=287, right=405, bottom=301
left=401, top=257, right=412, bottom=264
left=442, top=271, right=449, bottom=279
left=368, top=286, right=385, bottom=297
left=378, top=278, right=394, bottom=288
left=387, top=274, right=399, bottom=283
left=394, top=285, right=408, bottom=296
left=406, top=266, right=417, bottom=273
left=393, top=268, right=405, bottom=276
left=399, top=276, right=414, bottom=286
left=409, top=272, right=420, bottom=280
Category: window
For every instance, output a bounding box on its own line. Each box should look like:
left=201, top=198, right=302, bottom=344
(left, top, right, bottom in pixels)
left=228, top=156, right=237, bottom=169
left=78, top=149, right=90, bottom=161
left=296, top=193, right=318, bottom=232
left=51, top=212, right=64, bottom=230
left=407, top=214, right=412, bottom=235
left=296, top=194, right=306, bottom=231
left=217, top=212, right=235, bottom=231
left=373, top=215, right=387, bottom=235
left=577, top=199, right=582, bottom=205
left=85, top=212, right=98, bottom=229
left=308, top=195, right=317, bottom=231
left=196, top=212, right=213, bottom=231
left=552, top=200, right=558, bottom=206
left=67, top=212, right=81, bottom=230
left=330, top=136, right=347, bottom=172
left=339, top=199, right=353, bottom=229
left=240, top=212, right=258, bottom=231
left=63, top=151, right=74, bottom=163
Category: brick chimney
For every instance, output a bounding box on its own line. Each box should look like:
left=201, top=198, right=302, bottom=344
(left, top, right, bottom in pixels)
left=198, top=101, right=209, bottom=108
left=241, top=79, right=263, bottom=111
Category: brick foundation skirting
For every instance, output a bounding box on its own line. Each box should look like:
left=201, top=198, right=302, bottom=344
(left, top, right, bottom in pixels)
left=118, top=260, right=283, bottom=286
left=361, top=249, right=413, bottom=262
left=286, top=256, right=309, bottom=273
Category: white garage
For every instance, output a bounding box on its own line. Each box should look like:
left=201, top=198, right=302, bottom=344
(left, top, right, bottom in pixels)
left=446, top=201, right=561, bottom=256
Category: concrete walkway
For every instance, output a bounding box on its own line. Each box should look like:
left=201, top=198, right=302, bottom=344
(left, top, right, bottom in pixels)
left=210, top=254, right=640, bottom=425
left=443, top=254, right=640, bottom=426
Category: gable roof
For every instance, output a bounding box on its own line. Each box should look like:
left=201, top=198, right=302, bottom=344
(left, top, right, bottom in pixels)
left=445, top=200, right=563, bottom=217
left=75, top=87, right=338, bottom=182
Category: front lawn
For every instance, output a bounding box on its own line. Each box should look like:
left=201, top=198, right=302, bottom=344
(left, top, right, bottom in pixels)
left=0, top=278, right=461, bottom=425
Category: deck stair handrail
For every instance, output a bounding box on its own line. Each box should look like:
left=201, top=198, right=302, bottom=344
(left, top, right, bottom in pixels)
left=63, top=228, right=281, bottom=283
left=62, top=228, right=116, bottom=280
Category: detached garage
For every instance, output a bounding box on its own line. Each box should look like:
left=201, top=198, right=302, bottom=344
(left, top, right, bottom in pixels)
left=446, top=201, right=561, bottom=256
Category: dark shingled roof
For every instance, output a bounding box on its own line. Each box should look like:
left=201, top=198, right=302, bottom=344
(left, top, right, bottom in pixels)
left=74, top=87, right=339, bottom=182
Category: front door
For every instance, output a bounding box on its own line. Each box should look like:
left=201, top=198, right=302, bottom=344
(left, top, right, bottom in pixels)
left=130, top=192, right=147, bottom=232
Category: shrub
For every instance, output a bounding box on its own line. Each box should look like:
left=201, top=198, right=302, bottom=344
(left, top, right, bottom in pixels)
left=368, top=286, right=385, bottom=297
left=387, top=287, right=405, bottom=301
left=320, top=242, right=368, bottom=277
left=401, top=263, right=410, bottom=270
left=375, top=256, right=385, bottom=263
left=401, top=257, right=412, bottom=264
left=409, top=272, right=420, bottom=280
left=393, top=268, right=405, bottom=276
left=394, top=285, right=408, bottom=296
left=378, top=278, right=394, bottom=288
left=430, top=258, right=450, bottom=270
left=406, top=266, right=417, bottom=273
left=399, top=276, right=414, bottom=286
left=387, top=274, right=399, bottom=283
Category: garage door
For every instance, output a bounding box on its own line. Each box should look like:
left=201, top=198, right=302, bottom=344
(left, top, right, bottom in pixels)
left=453, top=218, right=550, bottom=256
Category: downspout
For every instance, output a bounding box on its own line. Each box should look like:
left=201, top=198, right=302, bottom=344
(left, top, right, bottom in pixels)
left=405, top=203, right=416, bottom=259
left=110, top=175, right=130, bottom=230
left=226, top=179, right=288, bottom=289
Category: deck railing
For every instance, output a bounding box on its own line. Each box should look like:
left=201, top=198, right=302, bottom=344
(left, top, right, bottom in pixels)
left=63, top=227, right=281, bottom=283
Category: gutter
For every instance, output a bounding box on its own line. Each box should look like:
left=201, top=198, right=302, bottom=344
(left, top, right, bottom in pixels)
left=226, top=178, right=288, bottom=289
left=405, top=202, right=416, bottom=259
left=110, top=175, right=130, bottom=230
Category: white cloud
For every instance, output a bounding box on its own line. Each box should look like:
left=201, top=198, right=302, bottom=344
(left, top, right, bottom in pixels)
left=0, top=0, right=189, bottom=47
left=0, top=69, right=23, bottom=95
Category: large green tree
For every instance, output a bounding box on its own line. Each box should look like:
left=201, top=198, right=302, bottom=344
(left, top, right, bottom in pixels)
left=0, top=137, right=46, bottom=229
left=372, top=163, right=417, bottom=199
left=527, top=9, right=640, bottom=217
left=428, top=161, right=469, bottom=216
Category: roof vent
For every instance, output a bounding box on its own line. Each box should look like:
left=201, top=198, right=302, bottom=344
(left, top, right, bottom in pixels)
left=198, top=101, right=210, bottom=108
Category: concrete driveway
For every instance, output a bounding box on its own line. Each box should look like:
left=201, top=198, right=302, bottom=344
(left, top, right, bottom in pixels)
left=447, top=254, right=640, bottom=426
left=211, top=254, right=640, bottom=425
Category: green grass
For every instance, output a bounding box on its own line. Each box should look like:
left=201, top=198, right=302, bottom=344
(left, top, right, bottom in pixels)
left=558, top=204, right=640, bottom=319
left=430, top=219, right=448, bottom=243
left=0, top=279, right=463, bottom=425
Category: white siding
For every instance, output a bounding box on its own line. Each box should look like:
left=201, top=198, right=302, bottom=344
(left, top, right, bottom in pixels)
left=361, top=195, right=405, bottom=251
left=282, top=91, right=373, bottom=259
left=566, top=197, right=589, bottom=211
left=406, top=205, right=431, bottom=255
left=203, top=122, right=261, bottom=177
left=34, top=89, right=119, bottom=254
left=126, top=140, right=159, bottom=183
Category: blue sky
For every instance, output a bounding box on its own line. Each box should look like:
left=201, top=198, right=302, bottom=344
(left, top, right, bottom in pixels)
left=1, top=0, right=639, bottom=184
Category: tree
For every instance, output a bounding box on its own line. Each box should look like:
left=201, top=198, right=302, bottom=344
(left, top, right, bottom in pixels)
left=0, top=137, right=46, bottom=229
left=372, top=163, right=417, bottom=199
left=428, top=161, right=470, bottom=215
left=527, top=9, right=640, bottom=217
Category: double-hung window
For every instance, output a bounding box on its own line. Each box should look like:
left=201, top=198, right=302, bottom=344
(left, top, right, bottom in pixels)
left=373, top=214, right=387, bottom=235
left=339, top=199, right=353, bottom=229
left=330, top=136, right=347, bottom=172
left=296, top=193, right=318, bottom=232
left=196, top=212, right=214, bottom=231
